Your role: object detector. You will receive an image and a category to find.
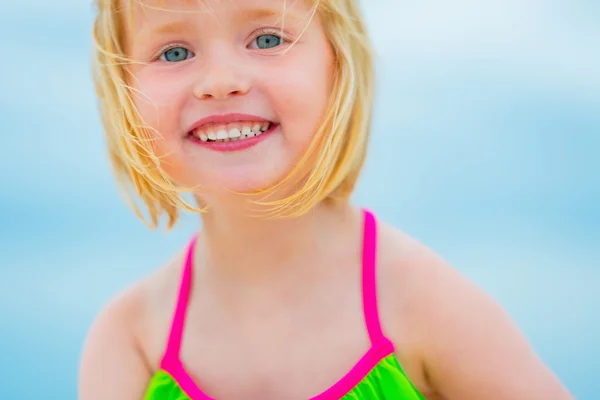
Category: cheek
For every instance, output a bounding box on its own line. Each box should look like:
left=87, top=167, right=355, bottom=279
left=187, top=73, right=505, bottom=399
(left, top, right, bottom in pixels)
left=131, top=69, right=189, bottom=140
left=129, top=70, right=198, bottom=183
left=269, top=53, right=334, bottom=146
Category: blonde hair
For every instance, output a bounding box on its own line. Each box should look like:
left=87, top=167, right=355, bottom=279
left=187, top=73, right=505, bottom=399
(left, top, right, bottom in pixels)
left=92, top=0, right=375, bottom=229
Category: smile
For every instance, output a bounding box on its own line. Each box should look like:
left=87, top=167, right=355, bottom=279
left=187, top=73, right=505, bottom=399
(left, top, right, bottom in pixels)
left=190, top=121, right=272, bottom=143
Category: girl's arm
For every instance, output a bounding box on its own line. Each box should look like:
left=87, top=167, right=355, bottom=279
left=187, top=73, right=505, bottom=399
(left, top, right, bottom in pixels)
left=417, top=259, right=573, bottom=400
left=78, top=293, right=151, bottom=400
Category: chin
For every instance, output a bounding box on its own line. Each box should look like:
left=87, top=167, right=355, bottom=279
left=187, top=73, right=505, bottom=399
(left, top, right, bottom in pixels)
left=193, top=164, right=295, bottom=197
left=160, top=140, right=308, bottom=202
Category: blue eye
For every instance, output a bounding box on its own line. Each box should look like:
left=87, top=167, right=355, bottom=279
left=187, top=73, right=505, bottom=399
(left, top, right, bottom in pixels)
left=255, top=34, right=282, bottom=49
left=160, top=47, right=192, bottom=62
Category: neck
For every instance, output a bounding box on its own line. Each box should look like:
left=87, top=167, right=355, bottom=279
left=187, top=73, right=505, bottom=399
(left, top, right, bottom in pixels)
left=196, top=199, right=358, bottom=283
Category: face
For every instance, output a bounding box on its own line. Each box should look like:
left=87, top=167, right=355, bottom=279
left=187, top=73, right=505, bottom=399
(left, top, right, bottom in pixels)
left=124, top=0, right=335, bottom=203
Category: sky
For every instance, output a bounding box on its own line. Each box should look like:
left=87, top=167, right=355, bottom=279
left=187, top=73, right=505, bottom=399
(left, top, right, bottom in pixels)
left=0, top=0, right=598, bottom=399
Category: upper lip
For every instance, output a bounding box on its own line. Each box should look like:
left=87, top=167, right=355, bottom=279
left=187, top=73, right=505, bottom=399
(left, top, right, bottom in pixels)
left=187, top=113, right=273, bottom=133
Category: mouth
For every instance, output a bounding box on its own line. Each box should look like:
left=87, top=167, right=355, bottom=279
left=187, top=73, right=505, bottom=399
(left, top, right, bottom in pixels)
left=188, top=121, right=274, bottom=143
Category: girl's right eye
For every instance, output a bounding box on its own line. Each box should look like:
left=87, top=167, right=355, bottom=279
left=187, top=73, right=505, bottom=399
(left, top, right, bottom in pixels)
left=159, top=46, right=193, bottom=62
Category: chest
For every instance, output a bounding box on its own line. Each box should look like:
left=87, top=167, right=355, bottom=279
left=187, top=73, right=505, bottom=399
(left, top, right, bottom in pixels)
left=177, top=289, right=372, bottom=399
left=183, top=334, right=371, bottom=399
left=143, top=226, right=432, bottom=399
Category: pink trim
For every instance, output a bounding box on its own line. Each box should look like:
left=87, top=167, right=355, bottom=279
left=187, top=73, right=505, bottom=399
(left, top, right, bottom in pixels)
left=160, top=340, right=395, bottom=400
left=161, top=358, right=214, bottom=400
left=361, top=209, right=385, bottom=344
left=161, top=234, right=198, bottom=366
left=156, top=209, right=395, bottom=399
left=309, top=339, right=395, bottom=399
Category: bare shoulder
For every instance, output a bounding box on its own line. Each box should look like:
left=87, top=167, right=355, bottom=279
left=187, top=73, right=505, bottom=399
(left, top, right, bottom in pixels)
left=78, top=248, right=186, bottom=400
left=375, top=220, right=573, bottom=400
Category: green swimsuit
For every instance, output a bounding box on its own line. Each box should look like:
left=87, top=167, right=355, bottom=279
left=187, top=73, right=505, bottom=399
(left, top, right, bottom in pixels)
left=144, top=210, right=426, bottom=399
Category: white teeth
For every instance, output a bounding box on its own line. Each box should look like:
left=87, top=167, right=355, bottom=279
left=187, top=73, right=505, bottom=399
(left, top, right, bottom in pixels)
left=194, top=121, right=273, bottom=143
left=228, top=128, right=241, bottom=138
left=216, top=129, right=228, bottom=140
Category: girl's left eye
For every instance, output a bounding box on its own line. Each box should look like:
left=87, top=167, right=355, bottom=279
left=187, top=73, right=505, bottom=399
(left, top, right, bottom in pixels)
left=252, top=33, right=283, bottom=50
left=159, top=47, right=193, bottom=62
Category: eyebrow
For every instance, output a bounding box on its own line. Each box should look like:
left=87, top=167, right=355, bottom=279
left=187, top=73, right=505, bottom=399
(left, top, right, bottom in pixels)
left=142, top=19, right=196, bottom=37
left=241, top=8, right=279, bottom=20
left=240, top=7, right=307, bottom=25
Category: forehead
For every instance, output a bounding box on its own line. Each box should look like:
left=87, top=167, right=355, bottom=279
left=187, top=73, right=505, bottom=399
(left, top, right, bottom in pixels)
left=122, top=0, right=316, bottom=29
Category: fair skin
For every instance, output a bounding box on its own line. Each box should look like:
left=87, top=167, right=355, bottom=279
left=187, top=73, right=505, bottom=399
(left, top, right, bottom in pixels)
left=127, top=0, right=332, bottom=206
left=79, top=0, right=573, bottom=399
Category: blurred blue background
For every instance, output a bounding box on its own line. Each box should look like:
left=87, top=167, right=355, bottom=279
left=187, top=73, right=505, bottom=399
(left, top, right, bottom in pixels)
left=0, top=0, right=598, bottom=399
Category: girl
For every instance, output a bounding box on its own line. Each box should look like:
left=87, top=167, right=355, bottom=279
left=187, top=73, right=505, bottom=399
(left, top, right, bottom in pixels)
left=79, top=0, right=573, bottom=399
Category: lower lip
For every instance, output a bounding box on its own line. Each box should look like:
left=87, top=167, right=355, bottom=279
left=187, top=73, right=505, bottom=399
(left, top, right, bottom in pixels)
left=188, top=124, right=278, bottom=152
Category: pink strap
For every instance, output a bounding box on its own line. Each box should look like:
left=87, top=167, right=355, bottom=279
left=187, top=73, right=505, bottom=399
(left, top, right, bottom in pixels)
left=162, top=234, right=198, bottom=366
left=362, top=209, right=385, bottom=345
left=162, top=211, right=384, bottom=364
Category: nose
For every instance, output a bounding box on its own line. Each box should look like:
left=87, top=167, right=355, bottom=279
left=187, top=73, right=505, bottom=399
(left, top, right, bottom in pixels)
left=192, top=48, right=252, bottom=100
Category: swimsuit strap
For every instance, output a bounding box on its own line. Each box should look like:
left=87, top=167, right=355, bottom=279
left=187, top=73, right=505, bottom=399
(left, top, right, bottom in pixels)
left=361, top=209, right=386, bottom=345
left=161, top=209, right=385, bottom=363
left=162, top=234, right=198, bottom=366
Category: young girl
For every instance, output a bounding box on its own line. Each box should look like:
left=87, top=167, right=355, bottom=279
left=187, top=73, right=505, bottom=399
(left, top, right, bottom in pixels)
left=79, top=0, right=573, bottom=399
